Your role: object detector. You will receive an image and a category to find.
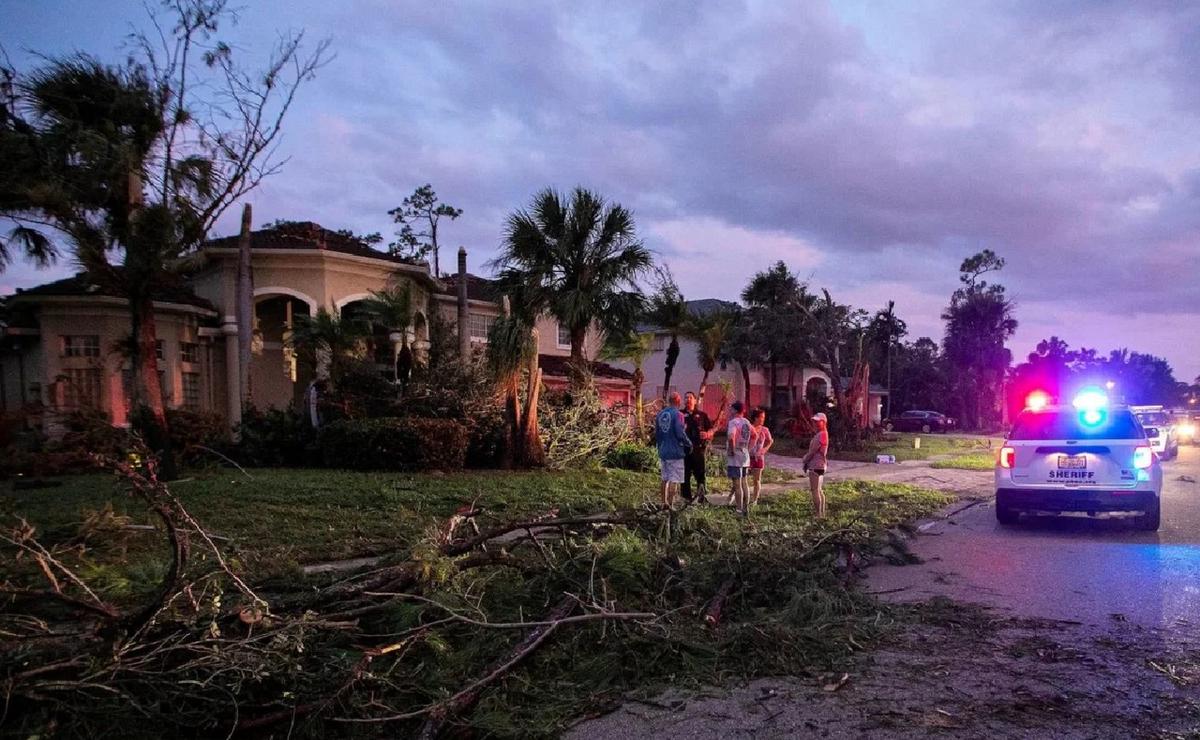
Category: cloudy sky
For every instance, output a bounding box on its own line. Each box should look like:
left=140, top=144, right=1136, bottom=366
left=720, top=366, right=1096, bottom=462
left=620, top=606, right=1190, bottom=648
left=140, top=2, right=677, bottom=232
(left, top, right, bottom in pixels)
left=3, top=0, right=1199, bottom=380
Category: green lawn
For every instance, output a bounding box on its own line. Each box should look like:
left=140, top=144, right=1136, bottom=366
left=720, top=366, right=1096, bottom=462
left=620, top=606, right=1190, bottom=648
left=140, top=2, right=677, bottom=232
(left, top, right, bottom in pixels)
left=930, top=451, right=998, bottom=470
left=3, top=467, right=950, bottom=736
left=773, top=432, right=1001, bottom=462
left=1, top=468, right=654, bottom=584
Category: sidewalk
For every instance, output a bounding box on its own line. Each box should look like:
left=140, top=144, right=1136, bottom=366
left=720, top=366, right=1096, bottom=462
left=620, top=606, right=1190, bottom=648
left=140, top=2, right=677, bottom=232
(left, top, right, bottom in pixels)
left=767, top=453, right=994, bottom=499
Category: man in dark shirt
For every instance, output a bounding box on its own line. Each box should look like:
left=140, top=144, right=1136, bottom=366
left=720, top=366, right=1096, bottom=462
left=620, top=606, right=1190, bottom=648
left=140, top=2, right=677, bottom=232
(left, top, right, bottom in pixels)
left=681, top=391, right=714, bottom=503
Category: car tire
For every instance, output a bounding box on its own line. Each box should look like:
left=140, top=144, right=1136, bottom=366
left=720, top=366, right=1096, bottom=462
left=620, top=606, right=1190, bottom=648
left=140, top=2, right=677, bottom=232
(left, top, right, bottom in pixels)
left=1134, top=501, right=1161, bottom=532
left=996, top=503, right=1020, bottom=526
left=921, top=423, right=931, bottom=433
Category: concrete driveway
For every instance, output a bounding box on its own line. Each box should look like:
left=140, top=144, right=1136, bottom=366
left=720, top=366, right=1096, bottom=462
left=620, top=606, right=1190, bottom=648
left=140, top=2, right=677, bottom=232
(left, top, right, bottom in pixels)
left=866, top=445, right=1200, bottom=628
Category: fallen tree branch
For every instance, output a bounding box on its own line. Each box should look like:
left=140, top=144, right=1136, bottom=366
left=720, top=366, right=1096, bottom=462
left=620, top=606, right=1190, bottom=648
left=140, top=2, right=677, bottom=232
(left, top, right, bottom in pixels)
left=335, top=595, right=578, bottom=730
left=360, top=591, right=656, bottom=630
left=442, top=511, right=649, bottom=556
left=703, top=579, right=737, bottom=628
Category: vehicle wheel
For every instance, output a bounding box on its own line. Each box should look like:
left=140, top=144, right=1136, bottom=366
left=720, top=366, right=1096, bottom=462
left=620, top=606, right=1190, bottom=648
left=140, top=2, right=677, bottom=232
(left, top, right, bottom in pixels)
left=996, top=504, right=1020, bottom=526
left=884, top=422, right=894, bottom=432
left=1134, top=501, right=1161, bottom=532
left=921, top=423, right=931, bottom=433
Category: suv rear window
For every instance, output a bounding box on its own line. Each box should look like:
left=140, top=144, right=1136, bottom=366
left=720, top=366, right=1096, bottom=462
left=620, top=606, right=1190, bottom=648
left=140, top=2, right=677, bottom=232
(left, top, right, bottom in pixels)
left=1135, top=412, right=1170, bottom=426
left=1009, top=409, right=1144, bottom=440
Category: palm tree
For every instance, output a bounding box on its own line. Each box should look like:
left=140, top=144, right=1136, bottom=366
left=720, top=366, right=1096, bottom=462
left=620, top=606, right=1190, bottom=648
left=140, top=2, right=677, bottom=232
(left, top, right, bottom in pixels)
left=868, top=300, right=907, bottom=417
left=493, top=187, right=651, bottom=389
left=4, top=14, right=326, bottom=472
left=486, top=309, right=542, bottom=468
left=742, top=262, right=813, bottom=409
left=648, top=267, right=689, bottom=401
left=361, top=284, right=414, bottom=385
left=288, top=307, right=369, bottom=389
left=687, top=308, right=735, bottom=407
left=601, top=329, right=653, bottom=422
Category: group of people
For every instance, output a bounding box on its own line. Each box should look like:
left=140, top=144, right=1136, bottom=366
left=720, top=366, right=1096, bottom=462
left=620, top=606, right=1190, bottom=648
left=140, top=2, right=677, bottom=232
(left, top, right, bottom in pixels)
left=654, top=391, right=829, bottom=518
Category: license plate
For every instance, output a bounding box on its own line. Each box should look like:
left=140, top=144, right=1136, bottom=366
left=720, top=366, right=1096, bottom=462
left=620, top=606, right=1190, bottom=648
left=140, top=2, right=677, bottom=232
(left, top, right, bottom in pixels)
left=1058, top=455, right=1087, bottom=469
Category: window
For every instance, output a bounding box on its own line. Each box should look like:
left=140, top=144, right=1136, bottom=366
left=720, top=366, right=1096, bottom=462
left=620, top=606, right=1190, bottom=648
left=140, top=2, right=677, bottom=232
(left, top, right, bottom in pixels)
left=557, top=323, right=571, bottom=348
left=121, top=369, right=169, bottom=411
left=181, top=372, right=201, bottom=410
left=1009, top=409, right=1143, bottom=441
left=468, top=313, right=495, bottom=342
left=62, top=335, right=100, bottom=358
left=62, top=368, right=102, bottom=408
left=180, top=342, right=199, bottom=364
left=156, top=340, right=165, bottom=361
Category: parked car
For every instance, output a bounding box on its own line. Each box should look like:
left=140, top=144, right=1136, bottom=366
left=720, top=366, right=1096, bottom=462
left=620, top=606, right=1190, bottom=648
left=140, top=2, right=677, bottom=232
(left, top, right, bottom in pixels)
left=883, top=410, right=956, bottom=433
left=1171, top=410, right=1198, bottom=446
left=1131, top=405, right=1179, bottom=460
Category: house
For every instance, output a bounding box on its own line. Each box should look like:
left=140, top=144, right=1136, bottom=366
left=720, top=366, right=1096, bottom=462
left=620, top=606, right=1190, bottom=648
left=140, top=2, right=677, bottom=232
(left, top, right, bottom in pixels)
left=612, top=298, right=888, bottom=425
left=433, top=272, right=634, bottom=407
left=0, top=221, right=631, bottom=432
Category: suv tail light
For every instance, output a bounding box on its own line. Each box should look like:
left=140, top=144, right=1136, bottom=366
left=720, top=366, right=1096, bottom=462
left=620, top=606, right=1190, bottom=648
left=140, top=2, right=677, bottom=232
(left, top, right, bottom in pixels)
left=999, top=446, right=1015, bottom=469
left=1133, top=446, right=1153, bottom=469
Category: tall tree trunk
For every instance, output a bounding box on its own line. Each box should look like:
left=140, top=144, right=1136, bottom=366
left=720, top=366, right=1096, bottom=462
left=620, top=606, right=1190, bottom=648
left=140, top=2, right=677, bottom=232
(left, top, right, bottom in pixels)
left=697, top=365, right=712, bottom=406
left=769, top=361, right=778, bottom=411
left=786, top=366, right=796, bottom=409
left=520, top=327, right=544, bottom=467
left=131, top=292, right=177, bottom=479
left=738, top=361, right=751, bottom=406
left=568, top=325, right=591, bottom=393
left=502, top=376, right=522, bottom=470
left=663, top=335, right=680, bottom=400
left=632, top=366, right=645, bottom=427
left=236, top=204, right=254, bottom=410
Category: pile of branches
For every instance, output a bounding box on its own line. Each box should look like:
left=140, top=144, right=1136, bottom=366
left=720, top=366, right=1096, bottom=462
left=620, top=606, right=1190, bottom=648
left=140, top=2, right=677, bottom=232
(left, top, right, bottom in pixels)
left=2, top=458, right=888, bottom=737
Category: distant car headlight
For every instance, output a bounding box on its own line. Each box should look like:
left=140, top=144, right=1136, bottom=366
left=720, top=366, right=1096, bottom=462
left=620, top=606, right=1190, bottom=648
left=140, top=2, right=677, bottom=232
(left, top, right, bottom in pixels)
left=1180, top=423, right=1196, bottom=437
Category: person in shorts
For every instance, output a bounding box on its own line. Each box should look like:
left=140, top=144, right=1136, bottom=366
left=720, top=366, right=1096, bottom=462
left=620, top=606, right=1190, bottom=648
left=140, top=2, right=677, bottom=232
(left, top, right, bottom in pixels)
left=802, top=412, right=830, bottom=518
left=748, top=408, right=774, bottom=507
left=725, top=401, right=752, bottom=515
left=655, top=391, right=692, bottom=510
left=681, top=391, right=714, bottom=504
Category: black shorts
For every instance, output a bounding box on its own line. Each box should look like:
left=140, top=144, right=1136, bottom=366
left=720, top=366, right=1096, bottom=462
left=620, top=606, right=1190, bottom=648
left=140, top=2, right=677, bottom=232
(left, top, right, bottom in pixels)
left=809, top=468, right=826, bottom=476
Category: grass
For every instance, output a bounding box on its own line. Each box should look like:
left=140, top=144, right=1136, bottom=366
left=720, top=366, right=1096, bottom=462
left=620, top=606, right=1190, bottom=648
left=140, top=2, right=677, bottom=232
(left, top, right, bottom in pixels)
left=2, top=467, right=951, bottom=736
left=930, top=451, right=998, bottom=470
left=0, top=468, right=653, bottom=587
left=772, top=432, right=1001, bottom=462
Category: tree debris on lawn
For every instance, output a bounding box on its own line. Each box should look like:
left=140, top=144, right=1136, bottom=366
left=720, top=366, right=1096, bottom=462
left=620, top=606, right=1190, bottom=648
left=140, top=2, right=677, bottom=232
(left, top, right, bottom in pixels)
left=1, top=455, right=949, bottom=738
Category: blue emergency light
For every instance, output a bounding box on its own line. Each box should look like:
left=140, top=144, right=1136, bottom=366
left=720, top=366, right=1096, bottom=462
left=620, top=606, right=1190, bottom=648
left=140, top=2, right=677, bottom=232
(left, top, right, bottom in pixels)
left=1072, top=388, right=1108, bottom=427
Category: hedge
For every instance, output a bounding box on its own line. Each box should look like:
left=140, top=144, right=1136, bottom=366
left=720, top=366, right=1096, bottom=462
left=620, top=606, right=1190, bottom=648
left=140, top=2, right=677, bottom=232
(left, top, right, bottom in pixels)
left=319, top=417, right=471, bottom=472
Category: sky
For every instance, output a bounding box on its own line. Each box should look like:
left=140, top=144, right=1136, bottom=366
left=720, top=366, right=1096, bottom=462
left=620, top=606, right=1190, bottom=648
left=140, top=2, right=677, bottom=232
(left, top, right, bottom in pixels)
left=2, top=0, right=1198, bottom=381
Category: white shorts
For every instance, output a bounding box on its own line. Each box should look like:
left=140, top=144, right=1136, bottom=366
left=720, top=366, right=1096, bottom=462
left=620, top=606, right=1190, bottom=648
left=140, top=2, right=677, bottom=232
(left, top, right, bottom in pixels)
left=660, top=458, right=685, bottom=484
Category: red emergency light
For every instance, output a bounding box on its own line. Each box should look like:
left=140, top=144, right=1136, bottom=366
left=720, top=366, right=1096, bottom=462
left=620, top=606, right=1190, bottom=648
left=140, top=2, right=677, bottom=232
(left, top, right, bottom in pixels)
left=1025, top=391, right=1051, bottom=411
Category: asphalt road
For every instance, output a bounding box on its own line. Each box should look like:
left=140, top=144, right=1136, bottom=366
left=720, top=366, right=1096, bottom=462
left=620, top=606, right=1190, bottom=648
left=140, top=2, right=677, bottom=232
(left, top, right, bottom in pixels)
left=867, top=445, right=1200, bottom=629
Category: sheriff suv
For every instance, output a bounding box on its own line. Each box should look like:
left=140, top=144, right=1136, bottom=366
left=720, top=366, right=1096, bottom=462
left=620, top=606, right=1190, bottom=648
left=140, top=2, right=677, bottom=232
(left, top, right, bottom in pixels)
left=995, top=390, right=1163, bottom=531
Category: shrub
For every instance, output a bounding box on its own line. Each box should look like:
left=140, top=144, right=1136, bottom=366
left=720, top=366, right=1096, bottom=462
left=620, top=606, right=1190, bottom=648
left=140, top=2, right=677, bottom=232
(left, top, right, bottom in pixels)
left=235, top=405, right=317, bottom=467
left=320, top=361, right=402, bottom=422
left=603, top=441, right=658, bottom=472
left=320, top=417, right=470, bottom=472
left=465, top=408, right=506, bottom=469
left=164, top=409, right=228, bottom=466
left=539, top=388, right=635, bottom=471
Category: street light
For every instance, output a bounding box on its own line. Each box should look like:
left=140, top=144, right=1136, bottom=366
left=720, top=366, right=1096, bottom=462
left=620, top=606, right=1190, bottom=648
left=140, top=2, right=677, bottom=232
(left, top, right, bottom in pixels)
left=1105, top=380, right=1115, bottom=390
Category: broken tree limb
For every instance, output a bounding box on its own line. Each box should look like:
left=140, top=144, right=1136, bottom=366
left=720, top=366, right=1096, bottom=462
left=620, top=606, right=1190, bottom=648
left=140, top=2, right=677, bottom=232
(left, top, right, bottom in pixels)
left=703, top=578, right=737, bottom=628
left=442, top=511, right=649, bottom=556
left=335, top=595, right=578, bottom=730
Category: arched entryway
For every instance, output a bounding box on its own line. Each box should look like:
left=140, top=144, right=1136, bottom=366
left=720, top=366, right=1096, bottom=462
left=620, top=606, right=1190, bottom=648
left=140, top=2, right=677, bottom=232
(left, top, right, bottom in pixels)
left=805, top=376, right=829, bottom=406
left=251, top=291, right=315, bottom=409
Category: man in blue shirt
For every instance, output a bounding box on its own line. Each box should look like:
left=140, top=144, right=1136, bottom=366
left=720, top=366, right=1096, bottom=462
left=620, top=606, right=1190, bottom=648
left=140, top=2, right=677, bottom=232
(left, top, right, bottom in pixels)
left=655, top=391, right=693, bottom=509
